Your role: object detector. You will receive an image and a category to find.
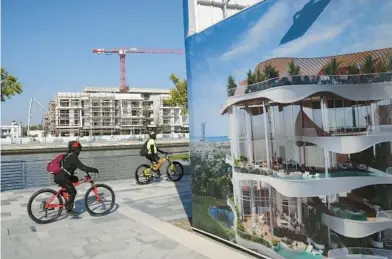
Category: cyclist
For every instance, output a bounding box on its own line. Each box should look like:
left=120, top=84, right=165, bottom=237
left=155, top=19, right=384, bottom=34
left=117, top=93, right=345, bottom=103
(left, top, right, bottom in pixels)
left=53, top=140, right=99, bottom=214
left=145, top=132, right=167, bottom=172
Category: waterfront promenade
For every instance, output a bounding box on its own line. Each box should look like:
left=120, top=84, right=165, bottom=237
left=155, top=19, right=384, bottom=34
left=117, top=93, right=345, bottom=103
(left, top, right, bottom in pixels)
left=1, top=175, right=254, bottom=259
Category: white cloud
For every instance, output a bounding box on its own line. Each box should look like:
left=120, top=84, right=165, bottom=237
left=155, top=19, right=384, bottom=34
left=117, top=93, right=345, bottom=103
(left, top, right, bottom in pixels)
left=269, top=19, right=352, bottom=58
left=220, top=0, right=291, bottom=61
left=341, top=22, right=392, bottom=53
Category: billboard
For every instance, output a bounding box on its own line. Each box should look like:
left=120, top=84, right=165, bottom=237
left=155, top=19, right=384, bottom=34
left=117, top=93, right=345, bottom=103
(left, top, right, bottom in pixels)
left=184, top=0, right=392, bottom=258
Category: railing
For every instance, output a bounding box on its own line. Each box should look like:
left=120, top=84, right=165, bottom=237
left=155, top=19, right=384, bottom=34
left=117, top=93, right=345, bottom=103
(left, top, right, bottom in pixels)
left=328, top=247, right=392, bottom=259
left=234, top=72, right=392, bottom=95
left=228, top=88, right=236, bottom=97
left=1, top=151, right=189, bottom=192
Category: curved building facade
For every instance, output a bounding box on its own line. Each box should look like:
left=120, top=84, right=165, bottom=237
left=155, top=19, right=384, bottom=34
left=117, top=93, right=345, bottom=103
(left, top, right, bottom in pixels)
left=223, top=49, right=392, bottom=258
left=185, top=1, right=392, bottom=258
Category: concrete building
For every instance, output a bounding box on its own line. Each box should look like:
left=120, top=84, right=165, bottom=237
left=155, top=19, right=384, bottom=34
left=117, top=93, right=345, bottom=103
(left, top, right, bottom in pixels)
left=1, top=121, right=24, bottom=138
left=45, top=87, right=189, bottom=137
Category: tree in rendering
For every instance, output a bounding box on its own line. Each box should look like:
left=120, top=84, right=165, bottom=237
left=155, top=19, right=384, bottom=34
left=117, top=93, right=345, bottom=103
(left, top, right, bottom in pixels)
left=246, top=69, right=256, bottom=85
left=346, top=64, right=360, bottom=75
left=227, top=75, right=237, bottom=89
left=322, top=58, right=341, bottom=75
left=263, top=63, right=279, bottom=79
left=1, top=68, right=23, bottom=102
left=360, top=56, right=375, bottom=73
left=165, top=74, right=188, bottom=115
left=287, top=60, right=300, bottom=76
left=254, top=69, right=265, bottom=83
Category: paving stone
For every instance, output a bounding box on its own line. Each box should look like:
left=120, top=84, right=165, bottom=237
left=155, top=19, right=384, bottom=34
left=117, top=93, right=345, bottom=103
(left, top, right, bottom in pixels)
left=0, top=176, right=251, bottom=259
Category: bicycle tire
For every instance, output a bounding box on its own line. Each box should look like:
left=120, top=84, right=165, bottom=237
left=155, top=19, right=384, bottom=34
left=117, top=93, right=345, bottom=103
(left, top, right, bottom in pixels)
left=27, top=188, right=64, bottom=224
left=84, top=183, right=115, bottom=217
left=166, top=161, right=184, bottom=182
left=135, top=164, right=153, bottom=185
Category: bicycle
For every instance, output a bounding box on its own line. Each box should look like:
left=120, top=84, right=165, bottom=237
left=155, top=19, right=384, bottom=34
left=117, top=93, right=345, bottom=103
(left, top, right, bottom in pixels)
left=27, top=172, right=115, bottom=224
left=135, top=152, right=184, bottom=184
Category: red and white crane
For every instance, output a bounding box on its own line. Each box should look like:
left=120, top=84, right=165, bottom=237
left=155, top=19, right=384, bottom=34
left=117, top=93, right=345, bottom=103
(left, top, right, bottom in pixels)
left=92, top=48, right=185, bottom=92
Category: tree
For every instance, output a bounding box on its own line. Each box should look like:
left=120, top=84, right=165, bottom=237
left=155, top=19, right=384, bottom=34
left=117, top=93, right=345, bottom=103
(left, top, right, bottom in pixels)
left=360, top=56, right=374, bottom=74
left=164, top=74, right=188, bottom=115
left=263, top=63, right=279, bottom=79
left=347, top=64, right=360, bottom=75
left=322, top=58, right=341, bottom=75
left=227, top=75, right=237, bottom=89
left=287, top=60, right=300, bottom=76
left=1, top=68, right=23, bottom=102
left=254, top=69, right=265, bottom=83
left=246, top=69, right=256, bottom=85
left=388, top=52, right=392, bottom=72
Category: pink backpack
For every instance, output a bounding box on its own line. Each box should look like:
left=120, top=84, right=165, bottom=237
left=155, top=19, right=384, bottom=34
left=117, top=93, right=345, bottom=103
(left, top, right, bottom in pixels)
left=47, top=154, right=66, bottom=174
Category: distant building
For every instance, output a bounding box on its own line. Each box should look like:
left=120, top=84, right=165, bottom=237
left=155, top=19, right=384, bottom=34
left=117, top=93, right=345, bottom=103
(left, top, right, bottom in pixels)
left=44, top=87, right=189, bottom=137
left=1, top=121, right=24, bottom=138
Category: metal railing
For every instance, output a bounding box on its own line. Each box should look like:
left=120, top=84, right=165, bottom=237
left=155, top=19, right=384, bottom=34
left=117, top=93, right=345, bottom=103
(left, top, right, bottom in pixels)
left=236, top=72, right=392, bottom=95
left=1, top=151, right=189, bottom=192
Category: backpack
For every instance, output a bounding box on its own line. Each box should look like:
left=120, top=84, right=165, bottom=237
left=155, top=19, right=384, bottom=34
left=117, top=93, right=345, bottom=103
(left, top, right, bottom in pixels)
left=139, top=140, right=148, bottom=156
left=47, top=153, right=67, bottom=174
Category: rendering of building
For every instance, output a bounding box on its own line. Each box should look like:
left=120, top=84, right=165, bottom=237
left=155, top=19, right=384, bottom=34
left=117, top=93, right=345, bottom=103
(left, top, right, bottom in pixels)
left=44, top=87, right=189, bottom=137
left=0, top=121, right=24, bottom=138
left=222, top=49, right=392, bottom=258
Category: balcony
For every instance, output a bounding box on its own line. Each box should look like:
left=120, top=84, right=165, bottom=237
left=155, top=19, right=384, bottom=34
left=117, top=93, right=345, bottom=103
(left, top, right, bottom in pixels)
left=228, top=155, right=392, bottom=197
left=242, top=72, right=392, bottom=95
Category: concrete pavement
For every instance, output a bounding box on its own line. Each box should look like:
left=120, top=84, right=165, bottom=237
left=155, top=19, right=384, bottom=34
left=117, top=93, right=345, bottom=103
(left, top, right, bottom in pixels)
left=1, top=175, right=254, bottom=259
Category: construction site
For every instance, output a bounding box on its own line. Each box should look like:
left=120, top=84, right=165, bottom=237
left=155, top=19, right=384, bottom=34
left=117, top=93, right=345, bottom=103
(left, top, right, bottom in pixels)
left=35, top=47, right=189, bottom=137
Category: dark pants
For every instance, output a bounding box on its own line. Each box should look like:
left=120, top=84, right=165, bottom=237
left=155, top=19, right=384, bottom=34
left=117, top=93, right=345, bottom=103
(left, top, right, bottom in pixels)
left=54, top=171, right=78, bottom=211
left=146, top=153, right=160, bottom=163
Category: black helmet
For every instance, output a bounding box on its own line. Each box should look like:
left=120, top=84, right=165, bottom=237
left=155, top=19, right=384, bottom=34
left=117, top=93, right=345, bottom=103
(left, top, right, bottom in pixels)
left=149, top=131, right=156, bottom=140
left=68, top=140, right=82, bottom=155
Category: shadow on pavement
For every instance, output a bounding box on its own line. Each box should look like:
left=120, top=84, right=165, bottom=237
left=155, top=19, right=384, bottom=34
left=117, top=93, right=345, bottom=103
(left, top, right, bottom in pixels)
left=173, top=163, right=192, bottom=225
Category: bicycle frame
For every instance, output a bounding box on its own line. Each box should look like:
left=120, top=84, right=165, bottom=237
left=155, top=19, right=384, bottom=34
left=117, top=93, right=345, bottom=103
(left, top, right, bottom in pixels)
left=44, top=174, right=102, bottom=209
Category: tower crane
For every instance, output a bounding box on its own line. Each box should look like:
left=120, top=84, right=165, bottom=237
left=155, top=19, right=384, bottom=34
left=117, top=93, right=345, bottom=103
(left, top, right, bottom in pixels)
left=92, top=47, right=185, bottom=92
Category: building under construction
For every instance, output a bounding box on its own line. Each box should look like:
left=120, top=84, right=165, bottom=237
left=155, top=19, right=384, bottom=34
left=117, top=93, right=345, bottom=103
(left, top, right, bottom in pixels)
left=45, top=87, right=189, bottom=137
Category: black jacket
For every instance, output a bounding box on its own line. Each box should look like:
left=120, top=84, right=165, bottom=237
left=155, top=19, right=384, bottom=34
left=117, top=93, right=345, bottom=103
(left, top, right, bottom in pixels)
left=62, top=153, right=98, bottom=175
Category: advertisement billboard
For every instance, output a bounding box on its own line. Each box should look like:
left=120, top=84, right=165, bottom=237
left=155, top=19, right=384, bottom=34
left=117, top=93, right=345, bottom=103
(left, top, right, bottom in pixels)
left=184, top=0, right=392, bottom=258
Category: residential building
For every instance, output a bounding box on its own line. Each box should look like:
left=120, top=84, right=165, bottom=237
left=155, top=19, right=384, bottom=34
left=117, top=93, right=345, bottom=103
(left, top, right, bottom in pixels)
left=1, top=121, right=24, bottom=138
left=45, top=87, right=189, bottom=137
left=222, top=49, right=392, bottom=257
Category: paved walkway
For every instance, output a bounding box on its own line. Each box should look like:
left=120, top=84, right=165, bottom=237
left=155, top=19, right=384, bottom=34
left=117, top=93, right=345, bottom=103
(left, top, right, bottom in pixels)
left=1, top=175, right=253, bottom=259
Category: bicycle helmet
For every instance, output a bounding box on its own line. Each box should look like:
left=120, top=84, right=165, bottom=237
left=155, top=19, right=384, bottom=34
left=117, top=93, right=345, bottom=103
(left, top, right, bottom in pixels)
left=68, top=140, right=82, bottom=155
left=149, top=131, right=157, bottom=140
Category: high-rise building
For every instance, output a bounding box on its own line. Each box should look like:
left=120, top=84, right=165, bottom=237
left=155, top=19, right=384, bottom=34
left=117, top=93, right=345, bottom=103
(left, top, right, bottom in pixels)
left=45, top=87, right=189, bottom=137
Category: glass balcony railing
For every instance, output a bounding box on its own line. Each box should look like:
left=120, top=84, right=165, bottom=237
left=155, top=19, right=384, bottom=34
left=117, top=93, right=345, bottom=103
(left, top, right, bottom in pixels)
left=226, top=72, right=392, bottom=96
left=232, top=162, right=389, bottom=180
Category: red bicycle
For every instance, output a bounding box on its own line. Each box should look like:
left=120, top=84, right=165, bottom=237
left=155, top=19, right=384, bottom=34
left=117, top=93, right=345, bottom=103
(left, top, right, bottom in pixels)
left=27, top=172, right=115, bottom=224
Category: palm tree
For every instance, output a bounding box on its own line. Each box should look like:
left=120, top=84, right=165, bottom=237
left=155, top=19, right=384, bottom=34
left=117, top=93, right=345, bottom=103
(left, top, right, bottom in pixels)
left=246, top=69, right=256, bottom=85
left=288, top=60, right=300, bottom=76
left=263, top=63, right=279, bottom=79
left=322, top=58, right=341, bottom=75
left=227, top=75, right=237, bottom=89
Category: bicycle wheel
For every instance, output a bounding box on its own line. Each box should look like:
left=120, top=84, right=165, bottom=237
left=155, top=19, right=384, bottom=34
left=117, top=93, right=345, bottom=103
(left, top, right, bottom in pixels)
left=135, top=164, right=154, bottom=185
left=27, top=188, right=64, bottom=224
left=84, top=184, right=115, bottom=216
left=166, top=161, right=184, bottom=182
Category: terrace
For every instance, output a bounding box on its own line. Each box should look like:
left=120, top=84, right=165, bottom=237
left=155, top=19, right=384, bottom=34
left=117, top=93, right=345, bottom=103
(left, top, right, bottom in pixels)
left=227, top=72, right=392, bottom=97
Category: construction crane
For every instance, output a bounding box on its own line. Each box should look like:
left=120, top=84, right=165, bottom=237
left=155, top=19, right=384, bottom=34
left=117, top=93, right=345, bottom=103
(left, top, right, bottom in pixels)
left=27, top=96, right=46, bottom=135
left=92, top=47, right=185, bottom=92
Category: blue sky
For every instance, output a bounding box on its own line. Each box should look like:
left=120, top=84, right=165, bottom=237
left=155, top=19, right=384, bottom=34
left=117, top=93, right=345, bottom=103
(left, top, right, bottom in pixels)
left=1, top=0, right=186, bottom=125
left=185, top=0, right=392, bottom=138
